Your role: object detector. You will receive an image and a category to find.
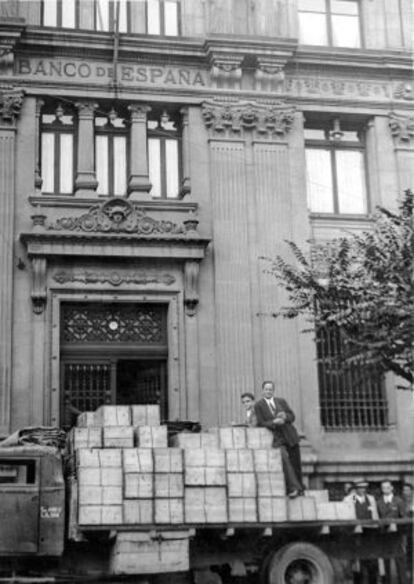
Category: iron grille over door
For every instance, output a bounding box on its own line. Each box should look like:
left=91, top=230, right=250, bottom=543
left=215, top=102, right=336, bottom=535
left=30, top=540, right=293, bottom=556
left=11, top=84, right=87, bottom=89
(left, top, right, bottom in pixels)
left=60, top=302, right=168, bottom=427
left=317, top=324, right=388, bottom=431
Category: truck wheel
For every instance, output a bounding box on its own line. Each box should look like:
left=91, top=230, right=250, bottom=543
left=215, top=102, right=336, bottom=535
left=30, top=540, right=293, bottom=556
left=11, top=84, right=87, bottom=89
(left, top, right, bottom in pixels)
left=265, top=542, right=334, bottom=584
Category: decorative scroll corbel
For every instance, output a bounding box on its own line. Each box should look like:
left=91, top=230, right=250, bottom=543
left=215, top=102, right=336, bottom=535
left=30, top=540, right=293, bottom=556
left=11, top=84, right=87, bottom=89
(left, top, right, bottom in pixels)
left=184, top=260, right=200, bottom=317
left=388, top=112, right=414, bottom=145
left=31, top=257, right=47, bottom=314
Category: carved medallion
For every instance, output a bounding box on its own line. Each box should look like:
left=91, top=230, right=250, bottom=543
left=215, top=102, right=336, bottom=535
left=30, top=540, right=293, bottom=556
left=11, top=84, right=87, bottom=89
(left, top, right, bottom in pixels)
left=48, top=197, right=185, bottom=234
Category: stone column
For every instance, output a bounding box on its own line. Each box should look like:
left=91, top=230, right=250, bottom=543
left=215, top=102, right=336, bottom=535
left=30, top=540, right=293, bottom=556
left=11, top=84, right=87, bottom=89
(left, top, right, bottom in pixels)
left=74, top=101, right=98, bottom=196
left=127, top=104, right=152, bottom=199
left=0, top=87, right=24, bottom=436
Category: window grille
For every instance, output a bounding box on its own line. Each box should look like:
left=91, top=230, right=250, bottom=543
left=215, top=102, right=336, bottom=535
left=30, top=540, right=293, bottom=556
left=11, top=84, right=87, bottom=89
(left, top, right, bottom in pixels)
left=317, top=324, right=388, bottom=431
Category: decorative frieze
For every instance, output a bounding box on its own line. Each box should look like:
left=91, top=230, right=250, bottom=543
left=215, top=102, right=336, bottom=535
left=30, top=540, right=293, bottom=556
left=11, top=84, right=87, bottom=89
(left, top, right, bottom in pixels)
left=53, top=270, right=176, bottom=287
left=286, top=77, right=390, bottom=100
left=0, top=87, right=24, bottom=122
left=393, top=82, right=414, bottom=101
left=47, top=197, right=185, bottom=235
left=202, top=99, right=294, bottom=139
left=388, top=113, right=414, bottom=145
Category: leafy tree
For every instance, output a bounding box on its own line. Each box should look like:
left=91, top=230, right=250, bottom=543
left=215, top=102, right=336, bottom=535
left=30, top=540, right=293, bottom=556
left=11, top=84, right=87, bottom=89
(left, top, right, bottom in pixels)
left=265, top=190, right=413, bottom=386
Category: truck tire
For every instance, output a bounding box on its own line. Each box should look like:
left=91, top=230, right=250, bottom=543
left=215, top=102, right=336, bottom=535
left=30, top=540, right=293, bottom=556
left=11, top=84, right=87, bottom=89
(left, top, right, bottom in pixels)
left=265, top=542, right=335, bottom=584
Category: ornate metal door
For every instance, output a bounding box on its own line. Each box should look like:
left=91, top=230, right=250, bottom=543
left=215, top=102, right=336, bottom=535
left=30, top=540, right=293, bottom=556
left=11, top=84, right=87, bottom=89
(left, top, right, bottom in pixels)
left=60, top=302, right=168, bottom=427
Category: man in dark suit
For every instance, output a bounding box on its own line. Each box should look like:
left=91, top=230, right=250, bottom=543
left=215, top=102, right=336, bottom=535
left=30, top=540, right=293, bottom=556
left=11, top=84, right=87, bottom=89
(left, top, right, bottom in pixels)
left=377, top=480, right=408, bottom=584
left=254, top=380, right=303, bottom=497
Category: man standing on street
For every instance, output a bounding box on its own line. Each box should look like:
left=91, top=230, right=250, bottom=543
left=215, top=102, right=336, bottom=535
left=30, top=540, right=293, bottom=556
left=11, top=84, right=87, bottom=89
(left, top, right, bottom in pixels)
left=254, top=380, right=303, bottom=498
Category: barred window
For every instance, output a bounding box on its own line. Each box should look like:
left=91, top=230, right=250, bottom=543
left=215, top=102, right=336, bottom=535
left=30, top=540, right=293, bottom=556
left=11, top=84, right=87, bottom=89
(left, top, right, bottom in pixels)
left=317, top=324, right=388, bottom=431
left=41, top=103, right=75, bottom=194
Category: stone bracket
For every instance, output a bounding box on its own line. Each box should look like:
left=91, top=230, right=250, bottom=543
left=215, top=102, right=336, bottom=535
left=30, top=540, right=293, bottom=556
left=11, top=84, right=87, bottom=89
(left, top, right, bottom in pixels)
left=31, top=257, right=47, bottom=315
left=184, top=260, right=200, bottom=317
left=388, top=112, right=414, bottom=145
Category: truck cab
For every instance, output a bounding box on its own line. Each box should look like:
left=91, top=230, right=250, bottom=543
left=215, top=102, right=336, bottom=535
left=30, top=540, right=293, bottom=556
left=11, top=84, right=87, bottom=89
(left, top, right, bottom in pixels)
left=0, top=446, right=65, bottom=557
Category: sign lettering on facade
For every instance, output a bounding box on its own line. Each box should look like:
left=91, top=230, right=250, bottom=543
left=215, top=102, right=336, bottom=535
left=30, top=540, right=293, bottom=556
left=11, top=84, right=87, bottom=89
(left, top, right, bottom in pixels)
left=16, top=58, right=208, bottom=87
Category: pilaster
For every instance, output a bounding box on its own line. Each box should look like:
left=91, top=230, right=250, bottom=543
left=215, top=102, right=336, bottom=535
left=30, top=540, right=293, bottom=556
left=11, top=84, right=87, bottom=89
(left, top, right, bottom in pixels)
left=388, top=112, right=414, bottom=192
left=127, top=104, right=152, bottom=199
left=0, top=86, right=24, bottom=436
left=74, top=101, right=99, bottom=196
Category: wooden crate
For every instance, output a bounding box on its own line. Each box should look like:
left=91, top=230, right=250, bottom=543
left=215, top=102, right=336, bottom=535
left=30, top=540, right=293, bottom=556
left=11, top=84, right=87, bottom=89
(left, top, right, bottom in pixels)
left=95, top=405, right=131, bottom=426
left=153, top=448, right=183, bottom=473
left=154, top=473, right=184, bottom=498
left=123, top=499, right=153, bottom=524
left=288, top=497, right=317, bottom=521
left=122, top=448, right=153, bottom=473
left=218, top=427, right=247, bottom=449
left=69, top=427, right=102, bottom=451
left=101, top=467, right=123, bottom=486
left=258, top=497, right=288, bottom=522
left=246, top=427, right=273, bottom=449
left=124, top=473, right=153, bottom=499
left=77, top=448, right=100, bottom=468
left=184, top=487, right=227, bottom=523
left=101, top=505, right=123, bottom=524
left=184, top=448, right=225, bottom=468
left=228, top=498, right=257, bottom=522
left=306, top=490, right=329, bottom=503
left=225, top=449, right=254, bottom=472
left=135, top=426, right=168, bottom=448
left=78, top=468, right=100, bottom=486
left=78, top=505, right=101, bottom=525
left=98, top=449, right=122, bottom=467
left=103, top=426, right=134, bottom=448
left=154, top=499, right=184, bottom=524
left=227, top=473, right=256, bottom=497
left=171, top=432, right=219, bottom=449
left=76, top=411, right=96, bottom=427
left=185, top=467, right=226, bottom=486
left=256, top=472, right=285, bottom=497
left=335, top=501, right=356, bottom=520
left=253, top=449, right=283, bottom=472
left=109, top=531, right=190, bottom=575
left=316, top=502, right=338, bottom=520
left=130, top=405, right=160, bottom=427
left=78, top=486, right=103, bottom=505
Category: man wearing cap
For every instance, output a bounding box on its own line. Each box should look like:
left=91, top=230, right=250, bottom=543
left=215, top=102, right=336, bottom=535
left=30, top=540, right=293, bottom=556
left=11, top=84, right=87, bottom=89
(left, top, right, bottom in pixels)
left=348, top=479, right=379, bottom=584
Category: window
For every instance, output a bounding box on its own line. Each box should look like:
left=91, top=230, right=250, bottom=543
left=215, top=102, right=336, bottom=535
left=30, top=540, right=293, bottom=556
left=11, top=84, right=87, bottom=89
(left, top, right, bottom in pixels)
left=317, top=324, right=388, bottom=431
left=298, top=0, right=361, bottom=48
left=148, top=111, right=180, bottom=198
left=147, top=0, right=180, bottom=35
left=95, top=107, right=128, bottom=196
left=41, top=0, right=77, bottom=28
left=0, top=460, right=36, bottom=484
left=305, top=119, right=368, bottom=215
left=41, top=103, right=75, bottom=194
left=41, top=0, right=180, bottom=35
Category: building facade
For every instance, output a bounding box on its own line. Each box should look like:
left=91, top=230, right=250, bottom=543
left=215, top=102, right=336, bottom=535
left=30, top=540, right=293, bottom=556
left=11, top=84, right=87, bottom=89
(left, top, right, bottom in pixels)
left=0, top=0, right=413, bottom=490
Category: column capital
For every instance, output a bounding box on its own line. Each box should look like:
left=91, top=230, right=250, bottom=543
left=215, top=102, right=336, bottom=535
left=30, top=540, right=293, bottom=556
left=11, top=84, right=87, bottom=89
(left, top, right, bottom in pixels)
left=75, top=101, right=98, bottom=119
left=0, top=87, right=25, bottom=122
left=128, top=104, right=151, bottom=121
left=388, top=112, right=414, bottom=146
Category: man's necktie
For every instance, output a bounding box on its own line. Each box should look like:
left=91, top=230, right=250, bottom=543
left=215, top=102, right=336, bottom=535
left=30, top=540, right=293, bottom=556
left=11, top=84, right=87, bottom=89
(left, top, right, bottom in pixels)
left=269, top=400, right=276, bottom=415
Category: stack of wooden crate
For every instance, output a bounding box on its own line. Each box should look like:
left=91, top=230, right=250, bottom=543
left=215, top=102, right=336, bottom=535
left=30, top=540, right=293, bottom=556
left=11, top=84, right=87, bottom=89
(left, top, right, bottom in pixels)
left=226, top=449, right=257, bottom=522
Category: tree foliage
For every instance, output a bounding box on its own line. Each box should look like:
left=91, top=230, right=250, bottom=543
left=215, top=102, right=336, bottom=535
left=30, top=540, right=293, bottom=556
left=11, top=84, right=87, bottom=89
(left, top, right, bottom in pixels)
left=265, top=190, right=413, bottom=385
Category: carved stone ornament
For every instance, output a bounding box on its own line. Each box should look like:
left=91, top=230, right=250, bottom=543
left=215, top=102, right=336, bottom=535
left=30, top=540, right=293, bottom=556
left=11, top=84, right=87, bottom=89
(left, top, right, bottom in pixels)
left=393, top=82, right=414, bottom=101
left=388, top=112, right=414, bottom=144
left=53, top=269, right=176, bottom=287
left=210, top=56, right=243, bottom=90
left=0, top=87, right=24, bottom=121
left=202, top=99, right=295, bottom=138
left=31, top=257, right=47, bottom=314
left=184, top=260, right=200, bottom=317
left=48, top=197, right=185, bottom=235
left=255, top=58, right=285, bottom=93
